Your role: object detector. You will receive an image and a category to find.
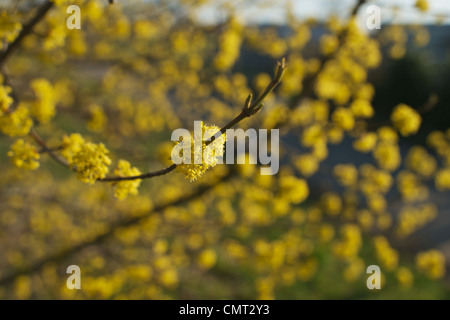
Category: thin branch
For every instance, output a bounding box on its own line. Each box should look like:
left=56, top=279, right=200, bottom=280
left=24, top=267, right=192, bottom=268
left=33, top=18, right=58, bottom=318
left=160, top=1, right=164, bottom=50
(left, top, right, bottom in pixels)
left=29, top=129, right=69, bottom=167
left=99, top=163, right=177, bottom=182
left=0, top=1, right=54, bottom=65
left=98, top=58, right=287, bottom=182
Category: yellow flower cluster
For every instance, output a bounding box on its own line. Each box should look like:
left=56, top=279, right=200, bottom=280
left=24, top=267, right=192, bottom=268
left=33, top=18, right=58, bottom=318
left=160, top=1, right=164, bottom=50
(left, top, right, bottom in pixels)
left=427, top=130, right=450, bottom=166
left=374, top=142, right=401, bottom=171
left=214, top=20, right=242, bottom=71
left=320, top=34, right=339, bottom=55
left=294, top=154, right=319, bottom=177
left=332, top=107, right=355, bottom=131
left=343, top=257, right=365, bottom=282
left=383, top=26, right=407, bottom=59
left=42, top=15, right=67, bottom=51
left=390, top=104, right=422, bottom=137
left=279, top=175, right=309, bottom=204
left=359, top=164, right=393, bottom=196
left=353, top=132, right=377, bottom=153
left=321, top=192, right=342, bottom=216
left=396, top=267, right=414, bottom=287
left=416, top=250, right=446, bottom=279
left=396, top=170, right=429, bottom=203
left=373, top=127, right=401, bottom=171
left=0, top=84, right=13, bottom=113
left=8, top=139, right=40, bottom=170
left=315, top=19, right=381, bottom=105
left=61, top=133, right=85, bottom=163
left=415, top=0, right=429, bottom=12
left=61, top=133, right=111, bottom=184
left=333, top=224, right=362, bottom=260
left=30, top=79, right=56, bottom=124
left=112, top=160, right=142, bottom=200
left=435, top=168, right=450, bottom=191
left=175, top=122, right=226, bottom=181
left=0, top=103, right=33, bottom=137
left=350, top=99, right=374, bottom=118
left=133, top=20, right=158, bottom=40
left=333, top=164, right=358, bottom=186
left=405, top=146, right=436, bottom=177
left=396, top=204, right=437, bottom=237
left=87, top=104, right=107, bottom=133
left=197, top=248, right=217, bottom=270
left=373, top=236, right=398, bottom=271
left=0, top=11, right=21, bottom=48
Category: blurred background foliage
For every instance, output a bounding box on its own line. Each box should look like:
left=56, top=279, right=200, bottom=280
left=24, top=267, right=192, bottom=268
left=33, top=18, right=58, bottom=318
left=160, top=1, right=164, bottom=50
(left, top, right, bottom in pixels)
left=1, top=0, right=450, bottom=299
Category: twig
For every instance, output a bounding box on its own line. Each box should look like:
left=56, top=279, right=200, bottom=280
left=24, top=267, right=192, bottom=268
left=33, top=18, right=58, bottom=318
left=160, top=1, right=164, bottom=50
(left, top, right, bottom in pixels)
left=29, top=129, right=69, bottom=167
left=0, top=1, right=54, bottom=65
left=97, top=58, right=286, bottom=182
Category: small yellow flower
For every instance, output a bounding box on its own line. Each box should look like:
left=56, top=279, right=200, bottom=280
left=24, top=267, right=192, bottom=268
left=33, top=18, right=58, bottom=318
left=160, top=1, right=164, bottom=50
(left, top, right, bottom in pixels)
left=353, top=132, right=377, bottom=153
left=0, top=84, right=13, bottom=113
left=405, top=146, right=436, bottom=177
left=415, top=0, right=429, bottom=12
left=197, top=249, right=217, bottom=270
left=294, top=154, right=319, bottom=177
left=435, top=168, right=450, bottom=191
left=416, top=250, right=445, bottom=279
left=332, top=107, right=355, bottom=131
left=175, top=122, right=226, bottom=181
left=30, top=78, right=56, bottom=124
left=391, top=104, right=421, bottom=137
left=279, top=175, right=309, bottom=204
left=71, top=142, right=111, bottom=184
left=350, top=99, right=374, bottom=118
left=396, top=267, right=413, bottom=288
left=0, top=104, right=33, bottom=137
left=8, top=139, right=40, bottom=170
left=61, top=133, right=85, bottom=164
left=87, top=104, right=107, bottom=133
left=373, top=141, right=401, bottom=171
left=112, top=160, right=142, bottom=200
left=321, top=192, right=342, bottom=216
left=333, top=164, right=358, bottom=186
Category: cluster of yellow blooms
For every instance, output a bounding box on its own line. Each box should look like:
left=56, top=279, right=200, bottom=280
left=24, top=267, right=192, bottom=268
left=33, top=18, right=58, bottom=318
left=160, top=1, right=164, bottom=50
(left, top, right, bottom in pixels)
left=415, top=0, right=429, bottom=12
left=214, top=19, right=243, bottom=71
left=391, top=104, right=422, bottom=137
left=0, top=11, right=21, bottom=48
left=87, top=104, right=107, bottom=133
left=112, top=160, right=142, bottom=200
left=333, top=224, right=362, bottom=260
left=416, top=250, right=446, bottom=279
left=373, top=236, right=398, bottom=271
left=396, top=204, right=437, bottom=237
left=61, top=133, right=111, bottom=184
left=396, top=170, right=429, bottom=203
left=405, top=146, right=436, bottom=177
left=7, top=139, right=40, bottom=170
left=30, top=78, right=56, bottom=124
left=1, top=107, right=33, bottom=140
left=0, top=83, right=13, bottom=112
left=174, top=122, right=226, bottom=181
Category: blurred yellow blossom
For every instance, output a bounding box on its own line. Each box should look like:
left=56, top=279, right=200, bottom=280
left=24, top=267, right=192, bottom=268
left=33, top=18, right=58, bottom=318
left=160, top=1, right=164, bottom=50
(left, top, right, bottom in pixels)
left=8, top=139, right=40, bottom=170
